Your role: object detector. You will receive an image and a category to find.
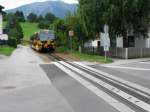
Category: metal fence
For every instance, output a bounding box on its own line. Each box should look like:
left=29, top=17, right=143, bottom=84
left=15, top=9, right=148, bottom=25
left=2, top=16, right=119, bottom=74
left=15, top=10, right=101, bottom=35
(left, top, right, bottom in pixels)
left=82, top=47, right=103, bottom=55
left=82, top=47, right=150, bottom=59
left=110, top=47, right=150, bottom=59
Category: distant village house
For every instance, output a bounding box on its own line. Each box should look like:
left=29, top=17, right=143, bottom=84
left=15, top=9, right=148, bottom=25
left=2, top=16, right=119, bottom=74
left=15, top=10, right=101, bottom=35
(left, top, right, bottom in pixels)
left=84, top=26, right=150, bottom=59
left=0, top=5, right=8, bottom=45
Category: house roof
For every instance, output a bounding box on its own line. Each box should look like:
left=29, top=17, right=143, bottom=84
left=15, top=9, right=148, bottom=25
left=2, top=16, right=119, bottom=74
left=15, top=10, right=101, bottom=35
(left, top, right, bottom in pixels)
left=0, top=5, right=5, bottom=14
left=0, top=5, right=4, bottom=10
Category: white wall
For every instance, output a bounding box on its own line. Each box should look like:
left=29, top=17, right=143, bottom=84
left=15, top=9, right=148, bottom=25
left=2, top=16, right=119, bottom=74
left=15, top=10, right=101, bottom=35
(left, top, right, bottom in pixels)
left=92, top=39, right=100, bottom=47
left=84, top=41, right=92, bottom=47
left=116, top=36, right=123, bottom=48
left=135, top=38, right=146, bottom=48
left=146, top=38, right=150, bottom=48
left=84, top=39, right=100, bottom=47
left=0, top=13, right=2, bottom=34
left=0, top=34, right=8, bottom=40
left=148, top=27, right=150, bottom=38
left=135, top=37, right=150, bottom=48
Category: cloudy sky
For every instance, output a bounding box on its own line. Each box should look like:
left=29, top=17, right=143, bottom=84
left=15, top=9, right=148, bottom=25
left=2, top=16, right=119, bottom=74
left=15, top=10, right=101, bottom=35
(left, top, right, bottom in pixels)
left=0, top=0, right=78, bottom=10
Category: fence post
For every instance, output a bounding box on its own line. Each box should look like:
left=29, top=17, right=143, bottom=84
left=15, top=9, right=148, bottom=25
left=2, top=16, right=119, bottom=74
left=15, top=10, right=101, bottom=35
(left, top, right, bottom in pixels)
left=141, top=48, right=143, bottom=58
left=79, top=46, right=82, bottom=53
left=116, top=47, right=117, bottom=57
left=93, top=47, right=94, bottom=55
left=125, top=48, right=128, bottom=59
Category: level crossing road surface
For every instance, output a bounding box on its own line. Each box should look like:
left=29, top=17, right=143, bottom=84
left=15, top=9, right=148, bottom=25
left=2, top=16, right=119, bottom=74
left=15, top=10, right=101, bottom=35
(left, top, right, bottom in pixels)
left=0, top=46, right=150, bottom=112
left=98, top=61, right=150, bottom=89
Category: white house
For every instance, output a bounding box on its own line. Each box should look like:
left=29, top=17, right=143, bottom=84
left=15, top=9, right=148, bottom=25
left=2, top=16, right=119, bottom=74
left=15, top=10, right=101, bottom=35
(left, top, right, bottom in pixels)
left=85, top=28, right=150, bottom=49
left=84, top=38, right=101, bottom=47
left=116, top=27, right=150, bottom=48
left=0, top=5, right=8, bottom=43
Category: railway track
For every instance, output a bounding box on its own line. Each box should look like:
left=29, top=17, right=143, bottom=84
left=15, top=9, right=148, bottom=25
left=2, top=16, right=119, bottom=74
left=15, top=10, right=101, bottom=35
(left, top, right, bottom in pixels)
left=48, top=54, right=150, bottom=112
left=47, top=53, right=66, bottom=62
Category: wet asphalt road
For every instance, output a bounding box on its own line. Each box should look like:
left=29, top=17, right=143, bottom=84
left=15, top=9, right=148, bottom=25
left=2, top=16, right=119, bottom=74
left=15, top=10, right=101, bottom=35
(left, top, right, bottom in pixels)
left=0, top=46, right=150, bottom=112
left=41, top=64, right=119, bottom=112
left=91, top=61, right=150, bottom=89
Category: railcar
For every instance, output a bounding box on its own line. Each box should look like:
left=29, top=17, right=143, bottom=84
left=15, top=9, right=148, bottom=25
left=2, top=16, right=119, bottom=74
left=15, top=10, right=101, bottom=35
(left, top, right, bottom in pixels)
left=30, top=30, right=55, bottom=52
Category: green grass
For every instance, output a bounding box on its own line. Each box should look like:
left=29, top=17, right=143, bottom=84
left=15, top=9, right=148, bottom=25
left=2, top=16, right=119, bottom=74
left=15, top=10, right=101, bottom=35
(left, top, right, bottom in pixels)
left=0, top=46, right=15, bottom=56
left=56, top=47, right=113, bottom=63
left=20, top=22, right=39, bottom=40
left=3, top=21, right=40, bottom=41
left=72, top=52, right=113, bottom=63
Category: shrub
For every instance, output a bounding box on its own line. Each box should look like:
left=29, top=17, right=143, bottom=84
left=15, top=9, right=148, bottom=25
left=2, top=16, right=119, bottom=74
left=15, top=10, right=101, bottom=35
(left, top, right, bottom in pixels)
left=8, top=37, right=17, bottom=48
left=38, top=21, right=50, bottom=29
left=6, top=13, right=24, bottom=44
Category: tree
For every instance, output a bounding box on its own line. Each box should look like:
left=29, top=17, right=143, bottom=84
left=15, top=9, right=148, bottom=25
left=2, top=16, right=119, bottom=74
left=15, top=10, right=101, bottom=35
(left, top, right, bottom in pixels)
left=15, top=10, right=25, bottom=22
left=79, top=0, right=150, bottom=47
left=79, top=0, right=106, bottom=39
left=38, top=21, right=50, bottom=29
left=53, top=19, right=69, bottom=47
left=65, top=13, right=88, bottom=48
left=27, top=13, right=37, bottom=22
left=37, top=15, right=45, bottom=22
left=6, top=13, right=24, bottom=46
left=53, top=13, right=88, bottom=50
left=45, top=12, right=57, bottom=23
left=106, top=0, right=150, bottom=47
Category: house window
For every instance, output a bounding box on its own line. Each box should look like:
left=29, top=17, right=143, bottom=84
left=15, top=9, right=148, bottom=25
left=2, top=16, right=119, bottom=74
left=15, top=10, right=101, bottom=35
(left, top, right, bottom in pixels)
left=97, top=41, right=101, bottom=48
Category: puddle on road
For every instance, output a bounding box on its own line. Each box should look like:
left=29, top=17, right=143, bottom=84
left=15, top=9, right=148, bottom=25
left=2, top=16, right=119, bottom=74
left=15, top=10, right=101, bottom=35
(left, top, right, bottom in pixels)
left=29, top=61, right=37, bottom=63
left=0, top=86, right=16, bottom=90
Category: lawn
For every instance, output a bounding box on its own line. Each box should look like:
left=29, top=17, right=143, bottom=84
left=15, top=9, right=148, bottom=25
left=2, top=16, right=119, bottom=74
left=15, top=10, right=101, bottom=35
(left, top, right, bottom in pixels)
left=0, top=46, right=15, bottom=56
left=3, top=21, right=40, bottom=41
left=20, top=22, right=39, bottom=40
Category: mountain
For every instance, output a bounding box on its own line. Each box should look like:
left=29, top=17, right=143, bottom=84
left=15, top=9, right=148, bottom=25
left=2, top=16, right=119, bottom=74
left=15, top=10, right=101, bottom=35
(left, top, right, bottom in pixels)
left=6, top=1, right=77, bottom=18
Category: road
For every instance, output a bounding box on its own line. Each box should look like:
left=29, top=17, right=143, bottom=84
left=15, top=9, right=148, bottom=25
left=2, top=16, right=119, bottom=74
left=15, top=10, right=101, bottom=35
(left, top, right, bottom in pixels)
left=0, top=46, right=150, bottom=112
left=41, top=56, right=150, bottom=112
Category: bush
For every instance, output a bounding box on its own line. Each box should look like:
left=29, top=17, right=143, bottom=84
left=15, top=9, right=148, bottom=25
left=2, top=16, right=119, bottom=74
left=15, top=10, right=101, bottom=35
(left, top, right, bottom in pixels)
left=56, top=46, right=70, bottom=53
left=38, top=21, right=50, bottom=29
left=8, top=38, right=17, bottom=48
left=6, top=14, right=24, bottom=44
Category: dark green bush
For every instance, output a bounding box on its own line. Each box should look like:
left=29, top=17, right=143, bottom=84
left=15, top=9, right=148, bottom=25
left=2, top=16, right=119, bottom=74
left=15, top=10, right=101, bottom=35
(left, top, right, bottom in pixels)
left=38, top=21, right=50, bottom=29
left=8, top=38, right=17, bottom=48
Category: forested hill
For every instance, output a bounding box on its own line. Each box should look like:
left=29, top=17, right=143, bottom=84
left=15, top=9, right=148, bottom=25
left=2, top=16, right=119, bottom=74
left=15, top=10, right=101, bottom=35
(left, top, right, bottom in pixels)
left=6, top=1, right=77, bottom=18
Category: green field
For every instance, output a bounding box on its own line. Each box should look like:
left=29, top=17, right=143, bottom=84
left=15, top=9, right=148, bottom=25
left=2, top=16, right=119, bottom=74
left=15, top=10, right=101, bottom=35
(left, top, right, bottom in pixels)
left=0, top=46, right=15, bottom=56
left=20, top=22, right=39, bottom=40
left=3, top=22, right=40, bottom=41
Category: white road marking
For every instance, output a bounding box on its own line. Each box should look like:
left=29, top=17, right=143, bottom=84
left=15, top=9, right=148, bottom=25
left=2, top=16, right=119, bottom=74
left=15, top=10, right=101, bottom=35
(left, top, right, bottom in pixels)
left=74, top=62, right=150, bottom=98
left=103, top=65, right=150, bottom=71
left=139, top=62, right=150, bottom=64
left=72, top=62, right=149, bottom=98
left=60, top=61, right=150, bottom=112
left=53, top=62, right=135, bottom=112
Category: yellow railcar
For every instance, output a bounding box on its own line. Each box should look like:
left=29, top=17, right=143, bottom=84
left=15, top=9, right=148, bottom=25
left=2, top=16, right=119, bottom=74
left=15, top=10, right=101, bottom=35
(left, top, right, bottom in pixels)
left=30, top=30, right=55, bottom=52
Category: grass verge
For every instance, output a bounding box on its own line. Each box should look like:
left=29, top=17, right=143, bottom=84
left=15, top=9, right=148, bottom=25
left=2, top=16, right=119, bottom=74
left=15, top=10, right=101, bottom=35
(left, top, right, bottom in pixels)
left=56, top=47, right=113, bottom=63
left=0, top=46, right=15, bottom=56
left=72, top=52, right=113, bottom=63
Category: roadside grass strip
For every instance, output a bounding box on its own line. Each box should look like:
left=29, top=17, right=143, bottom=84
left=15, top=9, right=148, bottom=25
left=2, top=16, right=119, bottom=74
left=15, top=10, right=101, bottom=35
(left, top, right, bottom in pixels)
left=53, top=62, right=135, bottom=112
left=59, top=61, right=150, bottom=112
left=0, top=46, right=15, bottom=56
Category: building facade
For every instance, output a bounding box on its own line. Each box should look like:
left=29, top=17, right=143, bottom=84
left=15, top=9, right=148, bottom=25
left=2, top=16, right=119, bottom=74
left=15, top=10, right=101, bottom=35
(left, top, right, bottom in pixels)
left=0, top=5, right=8, bottom=44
